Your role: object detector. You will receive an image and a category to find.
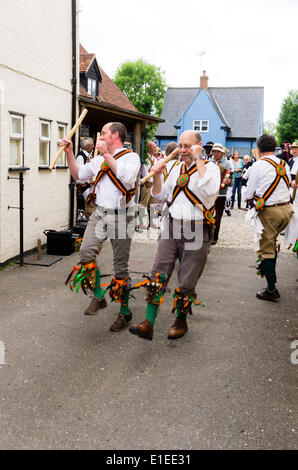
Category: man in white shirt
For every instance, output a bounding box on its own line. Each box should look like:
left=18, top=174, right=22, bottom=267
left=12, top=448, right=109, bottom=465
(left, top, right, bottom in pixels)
left=62, top=122, right=140, bottom=332
left=76, top=137, right=95, bottom=220
left=246, top=134, right=293, bottom=301
left=129, top=130, right=220, bottom=341
left=138, top=141, right=160, bottom=229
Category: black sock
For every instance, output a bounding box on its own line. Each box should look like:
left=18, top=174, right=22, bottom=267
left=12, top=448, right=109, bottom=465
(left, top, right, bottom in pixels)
left=261, top=259, right=276, bottom=292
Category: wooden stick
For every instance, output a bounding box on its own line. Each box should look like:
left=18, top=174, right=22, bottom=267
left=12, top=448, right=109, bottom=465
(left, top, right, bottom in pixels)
left=140, top=147, right=180, bottom=184
left=93, top=132, right=101, bottom=158
left=49, top=108, right=88, bottom=170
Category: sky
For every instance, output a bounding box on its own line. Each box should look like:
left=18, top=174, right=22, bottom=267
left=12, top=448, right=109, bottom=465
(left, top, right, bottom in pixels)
left=79, top=0, right=298, bottom=123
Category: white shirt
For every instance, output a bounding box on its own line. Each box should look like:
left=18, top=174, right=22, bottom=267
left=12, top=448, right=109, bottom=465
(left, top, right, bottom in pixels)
left=290, top=157, right=298, bottom=203
left=76, top=149, right=91, bottom=166
left=152, top=161, right=220, bottom=220
left=78, top=147, right=140, bottom=209
left=291, top=157, right=298, bottom=177
left=245, top=155, right=291, bottom=205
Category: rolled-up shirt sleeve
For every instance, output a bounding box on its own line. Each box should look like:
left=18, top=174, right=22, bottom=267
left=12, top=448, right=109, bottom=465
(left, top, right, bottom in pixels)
left=78, top=158, right=98, bottom=181
left=116, top=153, right=140, bottom=186
left=245, top=163, right=259, bottom=200
left=151, top=180, right=172, bottom=203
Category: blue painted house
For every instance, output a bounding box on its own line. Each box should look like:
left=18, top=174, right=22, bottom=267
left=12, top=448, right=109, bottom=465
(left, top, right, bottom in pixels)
left=156, top=71, right=264, bottom=155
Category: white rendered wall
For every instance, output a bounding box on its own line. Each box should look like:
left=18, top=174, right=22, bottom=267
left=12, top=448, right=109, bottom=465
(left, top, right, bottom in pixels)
left=0, top=0, right=76, bottom=263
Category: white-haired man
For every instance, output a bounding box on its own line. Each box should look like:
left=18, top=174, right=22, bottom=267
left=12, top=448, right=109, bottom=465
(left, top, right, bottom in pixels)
left=129, top=130, right=220, bottom=341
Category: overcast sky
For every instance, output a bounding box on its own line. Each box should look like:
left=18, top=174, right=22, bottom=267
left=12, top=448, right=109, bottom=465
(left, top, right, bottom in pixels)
left=79, top=0, right=298, bottom=123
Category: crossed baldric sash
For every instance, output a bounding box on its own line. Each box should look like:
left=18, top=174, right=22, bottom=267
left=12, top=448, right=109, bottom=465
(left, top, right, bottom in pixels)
left=86, top=149, right=136, bottom=205
left=163, top=160, right=180, bottom=182
left=168, top=161, right=216, bottom=227
left=253, top=158, right=290, bottom=210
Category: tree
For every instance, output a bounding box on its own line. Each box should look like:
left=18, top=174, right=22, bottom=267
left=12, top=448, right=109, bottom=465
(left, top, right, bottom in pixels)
left=276, top=90, right=298, bottom=145
left=114, top=59, right=167, bottom=142
left=263, top=120, right=277, bottom=137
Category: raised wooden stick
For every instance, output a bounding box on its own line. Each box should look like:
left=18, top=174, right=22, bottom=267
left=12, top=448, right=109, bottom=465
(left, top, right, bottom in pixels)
left=93, top=132, right=101, bottom=158
left=140, top=147, right=180, bottom=184
left=49, top=108, right=88, bottom=170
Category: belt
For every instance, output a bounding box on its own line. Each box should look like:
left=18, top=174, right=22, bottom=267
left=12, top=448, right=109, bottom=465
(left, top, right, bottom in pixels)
left=170, top=216, right=207, bottom=225
left=97, top=205, right=130, bottom=215
left=264, top=201, right=290, bottom=208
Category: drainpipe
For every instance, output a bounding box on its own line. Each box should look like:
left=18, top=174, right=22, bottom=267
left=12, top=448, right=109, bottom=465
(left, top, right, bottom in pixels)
left=69, top=0, right=77, bottom=229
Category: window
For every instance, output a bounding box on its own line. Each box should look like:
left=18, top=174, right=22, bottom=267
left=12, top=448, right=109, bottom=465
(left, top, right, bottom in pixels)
left=9, top=114, right=24, bottom=166
left=87, top=78, right=97, bottom=99
left=39, top=120, right=51, bottom=166
left=56, top=123, right=67, bottom=166
left=193, top=120, right=209, bottom=132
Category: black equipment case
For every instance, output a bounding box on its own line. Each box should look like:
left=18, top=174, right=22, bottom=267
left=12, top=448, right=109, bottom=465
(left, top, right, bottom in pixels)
left=44, top=229, right=74, bottom=256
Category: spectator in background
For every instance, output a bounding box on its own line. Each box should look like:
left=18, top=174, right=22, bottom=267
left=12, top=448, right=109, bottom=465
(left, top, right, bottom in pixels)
left=231, top=151, right=244, bottom=209
left=210, top=143, right=233, bottom=244
left=241, top=155, right=253, bottom=210
left=224, top=147, right=233, bottom=216
left=279, top=143, right=291, bottom=164
left=203, top=141, right=214, bottom=160
left=289, top=141, right=298, bottom=171
left=76, top=137, right=95, bottom=221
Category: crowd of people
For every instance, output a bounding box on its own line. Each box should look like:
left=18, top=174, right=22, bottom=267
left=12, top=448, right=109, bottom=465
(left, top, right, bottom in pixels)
left=60, top=125, right=297, bottom=342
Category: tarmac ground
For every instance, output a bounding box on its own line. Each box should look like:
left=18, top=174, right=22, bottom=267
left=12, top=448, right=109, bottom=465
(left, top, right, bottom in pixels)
left=0, top=231, right=297, bottom=450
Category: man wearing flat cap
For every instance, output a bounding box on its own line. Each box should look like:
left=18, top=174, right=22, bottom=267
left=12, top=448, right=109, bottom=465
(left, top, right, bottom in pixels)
left=210, top=143, right=233, bottom=244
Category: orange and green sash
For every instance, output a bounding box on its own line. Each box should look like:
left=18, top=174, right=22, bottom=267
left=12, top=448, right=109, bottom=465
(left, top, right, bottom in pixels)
left=163, top=160, right=180, bottom=182
left=168, top=162, right=216, bottom=227
left=86, top=149, right=136, bottom=204
left=253, top=158, right=290, bottom=210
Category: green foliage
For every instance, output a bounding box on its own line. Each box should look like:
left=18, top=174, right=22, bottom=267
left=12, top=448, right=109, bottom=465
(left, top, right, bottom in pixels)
left=0, top=261, right=16, bottom=271
left=114, top=59, right=167, bottom=117
left=114, top=59, right=167, bottom=159
left=276, top=90, right=298, bottom=145
left=263, top=120, right=277, bottom=137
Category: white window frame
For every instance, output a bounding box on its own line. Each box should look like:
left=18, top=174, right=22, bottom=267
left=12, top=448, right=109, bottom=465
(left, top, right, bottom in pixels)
left=39, top=119, right=51, bottom=167
left=193, top=120, right=209, bottom=132
left=87, top=78, right=97, bottom=99
left=56, top=123, right=67, bottom=166
left=9, top=114, right=24, bottom=167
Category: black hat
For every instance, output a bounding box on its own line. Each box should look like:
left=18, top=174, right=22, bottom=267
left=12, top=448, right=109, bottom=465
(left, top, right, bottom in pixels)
left=203, top=141, right=214, bottom=150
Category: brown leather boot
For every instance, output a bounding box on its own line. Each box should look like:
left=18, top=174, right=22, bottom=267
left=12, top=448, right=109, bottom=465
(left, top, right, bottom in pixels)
left=256, top=288, right=280, bottom=301
left=129, top=320, right=153, bottom=340
left=109, top=312, right=132, bottom=332
left=84, top=297, right=107, bottom=315
left=168, top=318, right=188, bottom=339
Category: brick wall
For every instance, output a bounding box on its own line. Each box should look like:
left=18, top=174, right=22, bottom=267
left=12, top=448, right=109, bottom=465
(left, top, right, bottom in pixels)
left=0, top=0, right=77, bottom=263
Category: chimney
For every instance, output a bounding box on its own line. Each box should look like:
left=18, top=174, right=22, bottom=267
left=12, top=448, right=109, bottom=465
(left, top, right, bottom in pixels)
left=200, top=70, right=208, bottom=90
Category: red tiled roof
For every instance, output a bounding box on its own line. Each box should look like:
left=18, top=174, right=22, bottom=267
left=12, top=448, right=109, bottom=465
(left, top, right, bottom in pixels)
left=79, top=84, right=93, bottom=99
left=79, top=44, right=138, bottom=113
left=80, top=53, right=95, bottom=73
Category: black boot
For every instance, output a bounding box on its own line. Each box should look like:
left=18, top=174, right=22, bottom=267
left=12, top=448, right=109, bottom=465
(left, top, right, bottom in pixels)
left=256, top=258, right=279, bottom=300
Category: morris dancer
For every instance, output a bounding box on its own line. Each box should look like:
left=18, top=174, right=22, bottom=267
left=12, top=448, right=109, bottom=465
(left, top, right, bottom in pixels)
left=138, top=141, right=159, bottom=230
left=245, top=134, right=293, bottom=300
left=285, top=141, right=298, bottom=260
left=62, top=122, right=140, bottom=332
left=129, top=130, right=220, bottom=341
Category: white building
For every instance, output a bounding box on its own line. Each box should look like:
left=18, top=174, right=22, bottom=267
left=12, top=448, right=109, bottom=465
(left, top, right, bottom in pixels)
left=0, top=0, right=78, bottom=264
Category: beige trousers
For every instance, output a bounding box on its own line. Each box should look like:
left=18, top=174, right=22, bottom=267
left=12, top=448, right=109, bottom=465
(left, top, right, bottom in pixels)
left=257, top=204, right=293, bottom=259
